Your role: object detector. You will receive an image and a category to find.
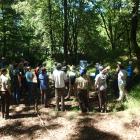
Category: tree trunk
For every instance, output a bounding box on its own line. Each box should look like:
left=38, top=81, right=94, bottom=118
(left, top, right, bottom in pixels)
left=48, top=0, right=54, bottom=57
left=1, top=0, right=6, bottom=57
left=63, top=0, right=68, bottom=62
left=130, top=0, right=140, bottom=70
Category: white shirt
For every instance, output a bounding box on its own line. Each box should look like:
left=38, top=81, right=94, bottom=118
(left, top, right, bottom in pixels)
left=52, top=69, right=67, bottom=88
left=118, top=69, right=127, bottom=85
left=0, top=74, right=9, bottom=91
left=95, top=72, right=107, bottom=91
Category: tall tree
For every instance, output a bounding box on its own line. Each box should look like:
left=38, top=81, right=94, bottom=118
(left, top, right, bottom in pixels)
left=63, top=0, right=68, bottom=62
left=130, top=0, right=140, bottom=69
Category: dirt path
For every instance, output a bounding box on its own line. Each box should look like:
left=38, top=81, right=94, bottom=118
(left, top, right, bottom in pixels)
left=0, top=104, right=140, bottom=140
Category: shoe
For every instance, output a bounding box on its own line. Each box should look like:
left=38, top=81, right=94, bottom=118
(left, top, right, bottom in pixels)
left=116, top=98, right=121, bottom=101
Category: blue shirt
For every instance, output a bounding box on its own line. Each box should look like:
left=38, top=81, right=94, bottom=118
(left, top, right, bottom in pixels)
left=25, top=71, right=33, bottom=82
left=39, top=73, right=48, bottom=90
left=127, top=65, right=133, bottom=77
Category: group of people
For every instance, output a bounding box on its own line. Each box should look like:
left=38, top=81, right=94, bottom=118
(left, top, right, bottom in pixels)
left=0, top=59, right=133, bottom=119
left=0, top=59, right=49, bottom=119
left=94, top=61, right=133, bottom=113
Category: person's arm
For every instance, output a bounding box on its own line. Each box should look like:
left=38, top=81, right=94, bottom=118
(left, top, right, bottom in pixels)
left=31, top=72, right=34, bottom=81
left=63, top=72, right=68, bottom=82
left=18, top=74, right=22, bottom=87
left=4, top=79, right=11, bottom=94
left=94, top=75, right=99, bottom=90
left=75, top=79, right=78, bottom=95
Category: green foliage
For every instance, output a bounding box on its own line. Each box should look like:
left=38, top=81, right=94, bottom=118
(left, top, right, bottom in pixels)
left=124, top=85, right=140, bottom=109
left=0, top=0, right=139, bottom=66
left=44, top=57, right=55, bottom=72
left=109, top=85, right=140, bottom=112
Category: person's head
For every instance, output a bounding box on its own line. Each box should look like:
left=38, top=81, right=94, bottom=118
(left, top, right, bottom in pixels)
left=1, top=68, right=7, bottom=75
left=70, top=65, right=76, bottom=72
left=13, top=63, right=18, bottom=69
left=41, top=67, right=46, bottom=74
left=54, top=62, right=57, bottom=67
left=117, top=63, right=124, bottom=70
left=56, top=63, right=62, bottom=70
left=102, top=66, right=110, bottom=74
left=26, top=66, right=31, bottom=71
left=80, top=68, right=87, bottom=76
left=129, top=61, right=132, bottom=65
left=99, top=65, right=104, bottom=72
left=1, top=57, right=5, bottom=60
left=63, top=61, right=67, bottom=66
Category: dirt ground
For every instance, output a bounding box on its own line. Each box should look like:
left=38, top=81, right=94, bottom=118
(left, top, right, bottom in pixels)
left=0, top=98, right=140, bottom=140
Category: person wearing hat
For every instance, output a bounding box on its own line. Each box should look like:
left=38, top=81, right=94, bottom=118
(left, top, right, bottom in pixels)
left=75, top=68, right=90, bottom=113
left=0, top=68, right=11, bottom=119
left=66, top=65, right=77, bottom=99
left=95, top=66, right=110, bottom=112
left=52, top=63, right=67, bottom=111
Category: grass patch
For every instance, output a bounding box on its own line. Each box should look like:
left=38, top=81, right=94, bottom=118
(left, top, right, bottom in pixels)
left=124, top=85, right=140, bottom=110
left=107, top=85, right=140, bottom=112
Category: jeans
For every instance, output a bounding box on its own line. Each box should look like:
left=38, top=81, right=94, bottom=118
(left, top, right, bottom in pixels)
left=13, top=86, right=20, bottom=104
left=0, top=91, right=10, bottom=118
left=27, top=82, right=33, bottom=105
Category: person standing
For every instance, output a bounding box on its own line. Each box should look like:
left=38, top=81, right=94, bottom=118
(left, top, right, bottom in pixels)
left=75, top=69, right=90, bottom=113
left=52, top=63, right=67, bottom=111
left=11, top=63, right=22, bottom=104
left=25, top=66, right=34, bottom=105
left=116, top=63, right=128, bottom=101
left=66, top=65, right=77, bottom=99
left=95, top=66, right=110, bottom=112
left=0, top=68, right=11, bottom=119
left=38, top=68, right=48, bottom=107
left=126, top=61, right=133, bottom=92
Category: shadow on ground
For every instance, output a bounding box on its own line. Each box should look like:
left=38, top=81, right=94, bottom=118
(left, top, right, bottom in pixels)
left=68, top=117, right=121, bottom=140
left=0, top=119, right=62, bottom=139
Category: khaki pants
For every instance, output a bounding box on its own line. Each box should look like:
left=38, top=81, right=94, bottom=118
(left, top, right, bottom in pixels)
left=118, top=84, right=127, bottom=101
left=77, top=89, right=89, bottom=113
left=55, top=88, right=65, bottom=111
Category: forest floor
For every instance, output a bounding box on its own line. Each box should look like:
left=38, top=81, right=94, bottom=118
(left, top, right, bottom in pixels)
left=0, top=96, right=140, bottom=140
